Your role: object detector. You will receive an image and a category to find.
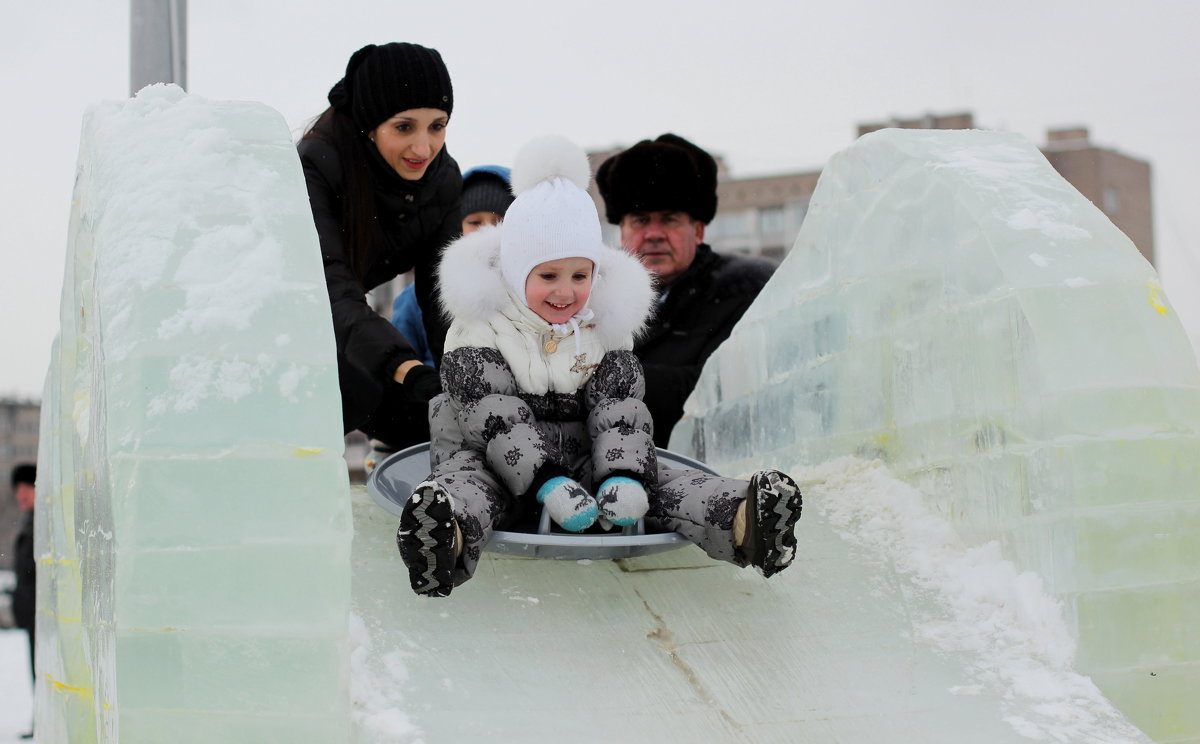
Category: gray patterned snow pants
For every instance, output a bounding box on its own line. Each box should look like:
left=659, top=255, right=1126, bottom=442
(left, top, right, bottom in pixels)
left=427, top=397, right=752, bottom=586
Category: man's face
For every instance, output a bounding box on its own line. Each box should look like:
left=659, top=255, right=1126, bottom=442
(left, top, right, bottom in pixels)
left=619, top=210, right=704, bottom=287
left=14, top=483, right=34, bottom=511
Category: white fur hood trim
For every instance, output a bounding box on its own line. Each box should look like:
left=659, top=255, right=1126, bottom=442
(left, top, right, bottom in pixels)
left=437, top=225, right=655, bottom=349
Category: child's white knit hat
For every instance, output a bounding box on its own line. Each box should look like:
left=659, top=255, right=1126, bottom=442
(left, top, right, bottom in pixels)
left=499, top=135, right=603, bottom=302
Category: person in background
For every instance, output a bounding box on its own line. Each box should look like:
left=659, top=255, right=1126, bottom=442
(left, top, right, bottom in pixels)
left=299, top=42, right=461, bottom=455
left=370, top=166, right=516, bottom=472
left=10, top=463, right=36, bottom=739
left=457, top=165, right=515, bottom=235
left=389, top=165, right=515, bottom=368
left=596, top=134, right=776, bottom=447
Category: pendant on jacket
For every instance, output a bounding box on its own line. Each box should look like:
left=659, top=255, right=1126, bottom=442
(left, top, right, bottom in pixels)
left=570, top=353, right=599, bottom=375
left=544, top=338, right=558, bottom=353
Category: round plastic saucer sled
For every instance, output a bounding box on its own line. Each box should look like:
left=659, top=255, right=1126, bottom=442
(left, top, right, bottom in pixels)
left=367, top=443, right=714, bottom=560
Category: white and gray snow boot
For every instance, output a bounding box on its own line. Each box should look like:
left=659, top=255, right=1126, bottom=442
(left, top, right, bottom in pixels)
left=740, top=470, right=802, bottom=578
left=397, top=481, right=458, bottom=597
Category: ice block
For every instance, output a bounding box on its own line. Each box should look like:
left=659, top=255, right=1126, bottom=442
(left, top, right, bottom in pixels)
left=673, top=128, right=1200, bottom=742
left=36, top=85, right=351, bottom=744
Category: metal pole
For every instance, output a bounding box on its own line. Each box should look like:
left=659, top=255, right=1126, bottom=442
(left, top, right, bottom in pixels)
left=130, top=0, right=187, bottom=95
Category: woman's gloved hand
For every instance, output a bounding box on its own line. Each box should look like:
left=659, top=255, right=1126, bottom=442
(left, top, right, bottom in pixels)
left=400, top=363, right=443, bottom=404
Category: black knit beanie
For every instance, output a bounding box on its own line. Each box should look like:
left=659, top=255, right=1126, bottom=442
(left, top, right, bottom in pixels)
left=11, top=463, right=35, bottom=488
left=327, top=42, right=454, bottom=133
left=595, top=133, right=718, bottom=225
left=460, top=168, right=514, bottom=221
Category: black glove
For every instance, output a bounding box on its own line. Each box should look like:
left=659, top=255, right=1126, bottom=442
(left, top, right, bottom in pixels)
left=401, top=364, right=443, bottom=404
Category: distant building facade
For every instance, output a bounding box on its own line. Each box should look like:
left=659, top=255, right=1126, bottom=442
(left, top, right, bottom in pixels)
left=0, top=398, right=40, bottom=571
left=590, top=112, right=1155, bottom=267
left=1038, top=126, right=1154, bottom=264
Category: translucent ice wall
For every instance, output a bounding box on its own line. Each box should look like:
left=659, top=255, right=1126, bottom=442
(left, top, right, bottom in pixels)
left=673, top=129, right=1200, bottom=743
left=37, top=85, right=351, bottom=743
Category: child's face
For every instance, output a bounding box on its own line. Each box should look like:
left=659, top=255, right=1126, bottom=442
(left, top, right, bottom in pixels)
left=461, top=211, right=502, bottom=235
left=525, top=257, right=594, bottom=325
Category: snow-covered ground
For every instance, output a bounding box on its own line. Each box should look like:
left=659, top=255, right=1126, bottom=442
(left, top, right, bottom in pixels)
left=0, top=630, right=33, bottom=742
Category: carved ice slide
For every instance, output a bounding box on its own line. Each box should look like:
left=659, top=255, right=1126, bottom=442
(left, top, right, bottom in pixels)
left=37, top=88, right=1180, bottom=743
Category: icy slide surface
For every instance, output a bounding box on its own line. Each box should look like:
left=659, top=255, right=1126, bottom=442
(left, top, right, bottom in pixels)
left=350, top=464, right=1148, bottom=743
left=673, top=128, right=1200, bottom=743
left=41, top=90, right=1159, bottom=742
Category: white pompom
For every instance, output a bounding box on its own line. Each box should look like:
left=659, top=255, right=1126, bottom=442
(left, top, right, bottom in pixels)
left=510, top=134, right=592, bottom=195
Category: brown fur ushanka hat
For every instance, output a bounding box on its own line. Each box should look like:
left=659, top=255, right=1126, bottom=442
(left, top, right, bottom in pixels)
left=595, top=133, right=718, bottom=226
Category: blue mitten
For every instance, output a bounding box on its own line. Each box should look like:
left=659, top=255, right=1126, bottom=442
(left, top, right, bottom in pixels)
left=596, top=476, right=649, bottom=527
left=536, top=477, right=598, bottom=532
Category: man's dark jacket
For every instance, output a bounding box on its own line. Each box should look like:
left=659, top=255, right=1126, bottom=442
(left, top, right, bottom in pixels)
left=11, top=510, right=34, bottom=633
left=635, top=243, right=775, bottom=447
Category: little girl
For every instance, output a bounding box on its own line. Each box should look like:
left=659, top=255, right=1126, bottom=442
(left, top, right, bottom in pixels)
left=395, top=136, right=802, bottom=597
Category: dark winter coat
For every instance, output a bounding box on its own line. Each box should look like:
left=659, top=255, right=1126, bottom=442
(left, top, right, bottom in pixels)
left=431, top=225, right=658, bottom=499
left=298, top=137, right=462, bottom=380
left=636, top=243, right=775, bottom=446
left=11, top=510, right=34, bottom=632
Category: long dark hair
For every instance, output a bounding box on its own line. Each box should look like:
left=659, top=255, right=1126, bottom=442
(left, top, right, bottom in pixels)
left=302, top=107, right=377, bottom=283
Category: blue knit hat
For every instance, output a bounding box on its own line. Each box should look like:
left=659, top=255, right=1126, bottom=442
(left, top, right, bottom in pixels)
left=460, top=166, right=514, bottom=221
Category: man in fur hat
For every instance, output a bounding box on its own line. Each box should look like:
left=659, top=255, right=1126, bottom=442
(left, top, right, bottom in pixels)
left=596, top=134, right=776, bottom=446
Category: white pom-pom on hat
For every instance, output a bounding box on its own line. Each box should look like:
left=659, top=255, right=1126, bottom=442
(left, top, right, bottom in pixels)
left=500, top=135, right=604, bottom=304
left=510, top=134, right=592, bottom=195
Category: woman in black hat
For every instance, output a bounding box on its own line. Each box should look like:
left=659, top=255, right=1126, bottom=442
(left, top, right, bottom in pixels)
left=299, top=42, right=462, bottom=451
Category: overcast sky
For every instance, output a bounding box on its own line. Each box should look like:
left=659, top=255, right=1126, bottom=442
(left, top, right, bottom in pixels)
left=2, top=0, right=1197, bottom=397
